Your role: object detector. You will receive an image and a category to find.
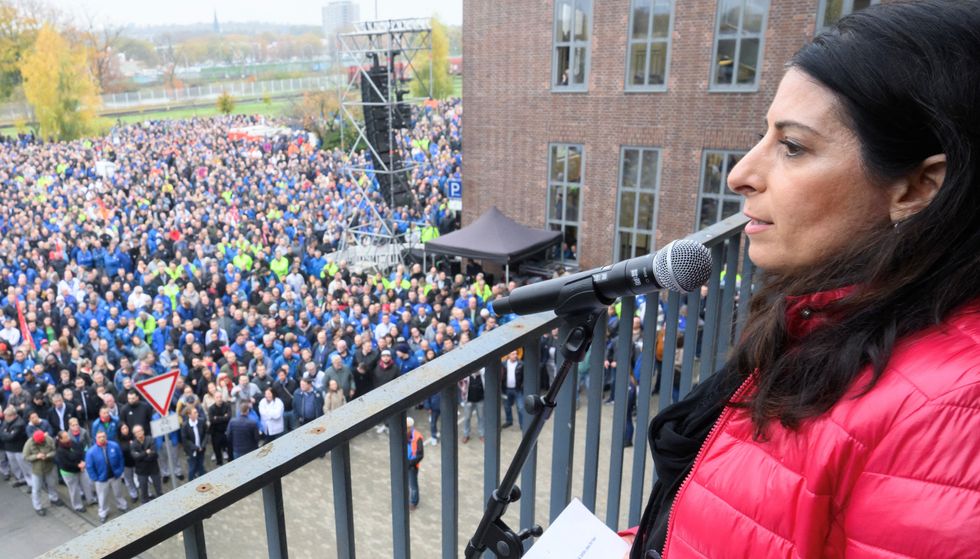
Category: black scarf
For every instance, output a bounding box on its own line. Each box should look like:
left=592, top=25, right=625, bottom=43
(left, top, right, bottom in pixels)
left=630, top=369, right=742, bottom=559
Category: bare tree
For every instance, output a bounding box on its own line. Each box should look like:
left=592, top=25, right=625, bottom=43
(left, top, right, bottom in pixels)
left=80, top=20, right=125, bottom=93
left=158, top=34, right=180, bottom=90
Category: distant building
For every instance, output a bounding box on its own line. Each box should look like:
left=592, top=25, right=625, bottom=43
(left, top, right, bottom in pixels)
left=463, top=0, right=884, bottom=269
left=323, top=1, right=360, bottom=39
left=213, top=10, right=221, bottom=34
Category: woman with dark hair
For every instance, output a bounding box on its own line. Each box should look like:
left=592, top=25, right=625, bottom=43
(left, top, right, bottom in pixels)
left=628, top=2, right=980, bottom=558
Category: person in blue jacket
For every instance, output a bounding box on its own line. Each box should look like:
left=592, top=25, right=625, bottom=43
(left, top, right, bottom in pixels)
left=84, top=430, right=129, bottom=523
left=90, top=407, right=119, bottom=442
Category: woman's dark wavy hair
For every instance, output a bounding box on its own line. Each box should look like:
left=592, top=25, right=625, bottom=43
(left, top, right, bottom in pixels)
left=727, top=0, right=980, bottom=436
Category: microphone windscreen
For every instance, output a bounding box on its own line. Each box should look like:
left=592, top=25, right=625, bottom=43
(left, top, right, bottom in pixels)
left=653, top=240, right=712, bottom=293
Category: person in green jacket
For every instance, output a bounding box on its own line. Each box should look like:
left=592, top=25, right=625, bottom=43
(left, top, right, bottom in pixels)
left=135, top=312, right=156, bottom=342
left=160, top=281, right=180, bottom=310
left=320, top=259, right=339, bottom=280
left=233, top=251, right=253, bottom=272
left=270, top=250, right=290, bottom=281
left=23, top=430, right=62, bottom=515
left=420, top=222, right=440, bottom=243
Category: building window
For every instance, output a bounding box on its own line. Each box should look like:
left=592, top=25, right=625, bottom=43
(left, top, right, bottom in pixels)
left=697, top=150, right=745, bottom=229
left=553, top=0, right=592, bottom=90
left=548, top=144, right=584, bottom=262
left=626, top=0, right=674, bottom=90
left=817, top=0, right=879, bottom=31
left=615, top=147, right=661, bottom=260
left=710, top=0, right=769, bottom=90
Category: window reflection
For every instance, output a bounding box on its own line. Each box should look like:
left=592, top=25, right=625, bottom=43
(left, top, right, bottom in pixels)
left=554, top=0, right=591, bottom=88
left=818, top=0, right=879, bottom=30
left=698, top=150, right=745, bottom=228
left=548, top=143, right=585, bottom=263
left=620, top=191, right=636, bottom=229
left=711, top=0, right=768, bottom=89
left=627, top=0, right=673, bottom=89
left=557, top=0, right=572, bottom=41
left=616, top=147, right=661, bottom=259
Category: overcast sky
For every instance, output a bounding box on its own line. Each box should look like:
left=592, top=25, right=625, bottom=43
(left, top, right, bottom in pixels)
left=45, top=0, right=462, bottom=28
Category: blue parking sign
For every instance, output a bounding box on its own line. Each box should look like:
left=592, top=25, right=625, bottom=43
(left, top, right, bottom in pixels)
left=447, top=179, right=462, bottom=199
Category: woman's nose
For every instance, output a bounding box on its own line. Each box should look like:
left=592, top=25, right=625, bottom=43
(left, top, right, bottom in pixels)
left=727, top=143, right=764, bottom=197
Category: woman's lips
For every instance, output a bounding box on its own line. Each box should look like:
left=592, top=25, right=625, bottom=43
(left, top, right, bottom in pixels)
left=744, top=218, right=773, bottom=235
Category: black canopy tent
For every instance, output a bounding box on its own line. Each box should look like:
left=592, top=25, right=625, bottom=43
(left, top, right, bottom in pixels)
left=423, top=206, right=562, bottom=283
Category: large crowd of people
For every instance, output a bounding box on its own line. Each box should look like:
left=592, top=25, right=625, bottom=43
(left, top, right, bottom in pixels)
left=0, top=98, right=526, bottom=522
left=0, top=95, right=661, bottom=528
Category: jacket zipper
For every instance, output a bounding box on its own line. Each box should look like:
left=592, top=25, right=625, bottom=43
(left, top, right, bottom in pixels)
left=661, top=375, right=755, bottom=559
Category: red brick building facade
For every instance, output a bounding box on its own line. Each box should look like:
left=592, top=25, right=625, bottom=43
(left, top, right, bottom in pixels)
left=462, top=0, right=880, bottom=269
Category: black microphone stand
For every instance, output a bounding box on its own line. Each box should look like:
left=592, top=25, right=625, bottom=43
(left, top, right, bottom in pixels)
left=465, top=306, right=605, bottom=558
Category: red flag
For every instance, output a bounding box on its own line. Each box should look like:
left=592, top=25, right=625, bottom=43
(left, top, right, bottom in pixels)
left=16, top=300, right=36, bottom=354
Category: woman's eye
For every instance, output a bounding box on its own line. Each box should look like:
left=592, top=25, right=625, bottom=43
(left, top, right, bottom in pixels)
left=779, top=140, right=805, bottom=157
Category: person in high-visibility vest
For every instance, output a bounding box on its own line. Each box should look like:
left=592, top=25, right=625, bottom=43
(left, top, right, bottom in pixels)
left=420, top=222, right=440, bottom=243
left=233, top=251, right=253, bottom=272
left=269, top=251, right=290, bottom=282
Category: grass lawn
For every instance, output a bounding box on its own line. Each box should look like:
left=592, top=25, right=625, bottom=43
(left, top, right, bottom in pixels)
left=108, top=98, right=292, bottom=124
left=0, top=98, right=294, bottom=136
left=1, top=81, right=462, bottom=137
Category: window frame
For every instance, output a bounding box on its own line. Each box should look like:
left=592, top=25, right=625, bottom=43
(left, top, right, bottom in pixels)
left=708, top=0, right=770, bottom=92
left=696, top=149, right=746, bottom=230
left=613, top=146, right=662, bottom=261
left=551, top=0, right=593, bottom=92
left=547, top=143, right=585, bottom=263
left=816, top=0, right=879, bottom=31
left=624, top=0, right=676, bottom=92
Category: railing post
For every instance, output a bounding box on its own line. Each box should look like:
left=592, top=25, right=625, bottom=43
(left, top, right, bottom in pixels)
left=440, top=384, right=459, bottom=559
left=658, top=292, right=682, bottom=413
left=519, top=336, right=541, bottom=549
left=715, top=236, right=742, bottom=366
left=581, top=313, right=607, bottom=511
left=628, top=299, right=661, bottom=525
left=605, top=295, right=635, bottom=529
left=699, top=243, right=726, bottom=376
left=549, top=323, right=576, bottom=522
left=262, top=479, right=289, bottom=559
left=679, top=290, right=701, bottom=398
left=331, top=442, right=356, bottom=559
left=735, top=238, right=755, bottom=343
left=483, top=358, right=501, bottom=506
left=388, top=410, right=411, bottom=559
left=182, top=520, right=208, bottom=559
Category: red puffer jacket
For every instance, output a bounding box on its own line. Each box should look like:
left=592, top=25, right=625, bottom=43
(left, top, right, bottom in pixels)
left=663, top=292, right=980, bottom=558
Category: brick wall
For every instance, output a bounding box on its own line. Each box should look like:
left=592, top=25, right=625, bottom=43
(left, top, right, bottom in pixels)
left=463, top=0, right=826, bottom=268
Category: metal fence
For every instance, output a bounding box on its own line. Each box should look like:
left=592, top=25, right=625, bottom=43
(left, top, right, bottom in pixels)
left=0, top=75, right=344, bottom=123
left=41, top=213, right=752, bottom=559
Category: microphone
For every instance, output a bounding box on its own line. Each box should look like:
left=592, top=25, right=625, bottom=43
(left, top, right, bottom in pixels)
left=491, top=240, right=712, bottom=317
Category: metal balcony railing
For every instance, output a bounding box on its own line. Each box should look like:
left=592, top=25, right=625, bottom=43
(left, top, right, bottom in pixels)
left=41, top=214, right=752, bottom=559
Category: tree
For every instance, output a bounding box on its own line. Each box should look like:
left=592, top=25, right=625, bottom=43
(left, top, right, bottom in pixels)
left=117, top=36, right=158, bottom=66
left=75, top=21, right=125, bottom=93
left=19, top=24, right=100, bottom=141
left=410, top=16, right=453, bottom=100
left=157, top=34, right=183, bottom=91
left=289, top=90, right=343, bottom=147
left=0, top=1, right=42, bottom=100
left=216, top=91, right=235, bottom=114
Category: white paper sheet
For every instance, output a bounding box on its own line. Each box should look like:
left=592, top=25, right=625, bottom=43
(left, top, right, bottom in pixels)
left=523, top=498, right=630, bottom=559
